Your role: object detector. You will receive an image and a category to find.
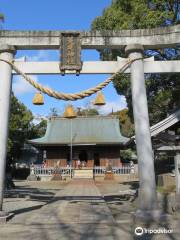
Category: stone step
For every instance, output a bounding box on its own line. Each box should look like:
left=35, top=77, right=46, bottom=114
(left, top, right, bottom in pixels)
left=73, top=169, right=93, bottom=179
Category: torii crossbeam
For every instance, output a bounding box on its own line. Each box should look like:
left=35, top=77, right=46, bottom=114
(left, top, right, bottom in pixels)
left=0, top=25, right=180, bottom=222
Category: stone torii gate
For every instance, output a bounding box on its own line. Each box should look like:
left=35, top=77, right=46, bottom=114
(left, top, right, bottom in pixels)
left=0, top=25, right=180, bottom=221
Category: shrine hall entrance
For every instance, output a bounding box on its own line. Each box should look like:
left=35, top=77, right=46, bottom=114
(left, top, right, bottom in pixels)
left=94, top=153, right=100, bottom=166
left=79, top=150, right=88, bottom=165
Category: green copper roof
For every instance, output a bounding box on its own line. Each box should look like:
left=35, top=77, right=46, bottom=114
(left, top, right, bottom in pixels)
left=29, top=116, right=129, bottom=146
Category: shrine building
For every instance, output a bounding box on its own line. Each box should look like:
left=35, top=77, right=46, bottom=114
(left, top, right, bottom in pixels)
left=29, top=116, right=129, bottom=168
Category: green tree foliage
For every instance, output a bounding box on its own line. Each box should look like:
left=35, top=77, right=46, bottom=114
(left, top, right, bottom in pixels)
left=77, top=107, right=99, bottom=116
left=8, top=93, right=46, bottom=162
left=0, top=12, right=4, bottom=29
left=112, top=108, right=134, bottom=137
left=120, top=148, right=136, bottom=162
left=92, top=1, right=179, bottom=30
left=0, top=13, right=4, bottom=21
left=91, top=0, right=180, bottom=125
left=29, top=119, right=47, bottom=139
left=119, top=108, right=134, bottom=137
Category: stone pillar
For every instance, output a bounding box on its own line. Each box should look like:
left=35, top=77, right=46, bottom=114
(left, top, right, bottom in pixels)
left=175, top=153, right=180, bottom=194
left=125, top=44, right=158, bottom=219
left=0, top=45, right=16, bottom=216
left=175, top=153, right=180, bottom=212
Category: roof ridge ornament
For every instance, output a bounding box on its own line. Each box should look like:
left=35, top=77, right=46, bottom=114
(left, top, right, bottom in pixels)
left=63, top=104, right=77, bottom=118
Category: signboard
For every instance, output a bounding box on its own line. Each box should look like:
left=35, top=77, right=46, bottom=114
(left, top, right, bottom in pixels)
left=60, top=32, right=82, bottom=75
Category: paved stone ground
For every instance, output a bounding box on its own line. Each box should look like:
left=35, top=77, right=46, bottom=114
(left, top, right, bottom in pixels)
left=0, top=180, right=180, bottom=240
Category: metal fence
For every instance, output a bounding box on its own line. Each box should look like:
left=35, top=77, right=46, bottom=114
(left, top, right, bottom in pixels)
left=112, top=166, right=131, bottom=175
left=93, top=165, right=131, bottom=175
left=32, top=165, right=72, bottom=177
left=31, top=164, right=132, bottom=177
left=93, top=166, right=106, bottom=175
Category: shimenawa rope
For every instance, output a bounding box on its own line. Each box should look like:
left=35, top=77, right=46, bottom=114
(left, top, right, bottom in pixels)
left=0, top=57, right=142, bottom=101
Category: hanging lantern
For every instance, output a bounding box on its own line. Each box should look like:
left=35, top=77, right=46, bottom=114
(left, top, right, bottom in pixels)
left=32, top=92, right=44, bottom=105
left=64, top=105, right=77, bottom=118
left=94, top=91, right=106, bottom=106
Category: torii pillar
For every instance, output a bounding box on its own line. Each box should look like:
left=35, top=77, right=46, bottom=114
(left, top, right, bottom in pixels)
left=0, top=44, right=16, bottom=218
left=125, top=44, right=159, bottom=220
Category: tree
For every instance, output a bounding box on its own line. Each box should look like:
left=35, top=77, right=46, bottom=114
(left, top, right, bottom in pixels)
left=28, top=119, right=47, bottom=139
left=0, top=13, right=4, bottom=29
left=79, top=108, right=99, bottom=116
left=0, top=13, right=4, bottom=21
left=118, top=108, right=134, bottom=137
left=112, top=108, right=134, bottom=137
left=49, top=107, right=59, bottom=117
left=8, top=93, right=33, bottom=161
left=8, top=93, right=46, bottom=162
left=91, top=0, right=180, bottom=125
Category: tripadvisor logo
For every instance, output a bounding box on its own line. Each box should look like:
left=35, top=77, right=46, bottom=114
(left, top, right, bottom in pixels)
left=135, top=226, right=173, bottom=235
left=135, top=227, right=144, bottom=236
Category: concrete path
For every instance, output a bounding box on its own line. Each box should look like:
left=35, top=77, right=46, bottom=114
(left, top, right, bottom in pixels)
left=1, top=180, right=179, bottom=240
left=0, top=180, right=132, bottom=240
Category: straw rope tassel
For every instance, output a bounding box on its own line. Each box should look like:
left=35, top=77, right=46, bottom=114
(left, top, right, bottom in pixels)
left=0, top=57, right=142, bottom=101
